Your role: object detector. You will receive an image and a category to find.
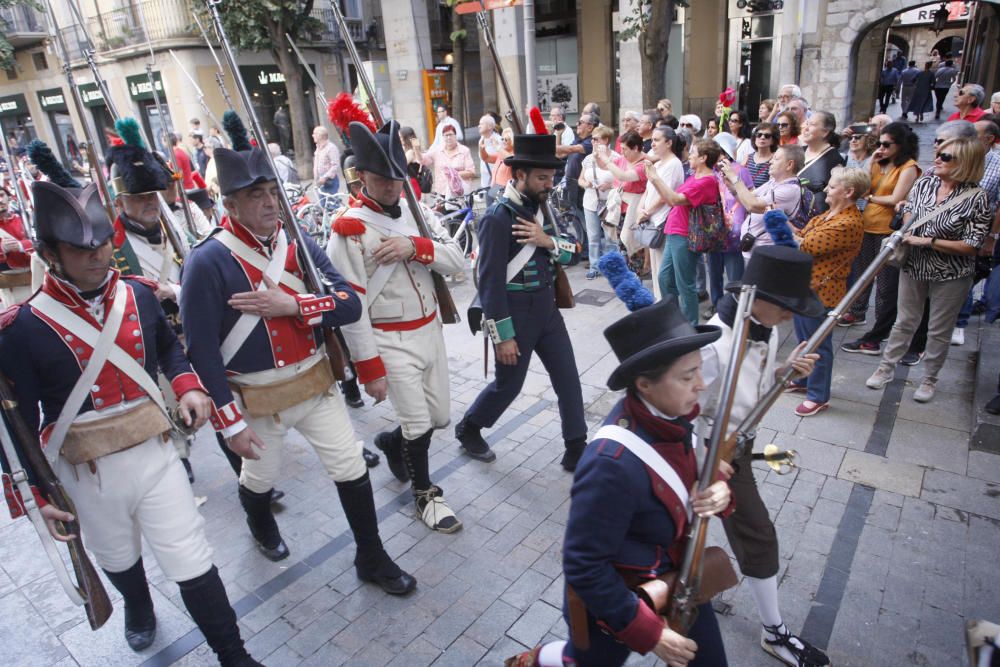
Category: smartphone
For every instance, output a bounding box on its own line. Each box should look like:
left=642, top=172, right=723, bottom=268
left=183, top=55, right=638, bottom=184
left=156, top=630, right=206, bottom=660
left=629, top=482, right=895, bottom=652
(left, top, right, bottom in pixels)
left=849, top=124, right=873, bottom=135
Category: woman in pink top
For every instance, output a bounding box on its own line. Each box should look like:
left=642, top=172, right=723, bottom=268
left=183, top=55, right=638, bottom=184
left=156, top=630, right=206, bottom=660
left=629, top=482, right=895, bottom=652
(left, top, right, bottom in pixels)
left=419, top=125, right=476, bottom=197
left=645, top=138, right=724, bottom=324
left=597, top=130, right=648, bottom=256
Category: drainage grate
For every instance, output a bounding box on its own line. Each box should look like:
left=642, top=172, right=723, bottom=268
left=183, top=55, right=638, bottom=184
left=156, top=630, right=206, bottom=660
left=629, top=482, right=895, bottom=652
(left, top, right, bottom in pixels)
left=574, top=289, right=616, bottom=307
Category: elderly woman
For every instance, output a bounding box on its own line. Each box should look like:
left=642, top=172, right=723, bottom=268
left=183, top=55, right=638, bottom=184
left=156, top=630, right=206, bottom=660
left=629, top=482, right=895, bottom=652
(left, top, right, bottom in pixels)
left=506, top=296, right=732, bottom=667
left=759, top=98, right=776, bottom=123
left=866, top=137, right=992, bottom=403
left=798, top=111, right=846, bottom=215
left=775, top=111, right=800, bottom=146
left=991, top=91, right=1000, bottom=116
left=844, top=129, right=876, bottom=210
left=579, top=125, right=619, bottom=279
left=743, top=122, right=779, bottom=188
left=679, top=114, right=703, bottom=137
left=419, top=124, right=476, bottom=197
left=598, top=130, right=648, bottom=256
left=784, top=167, right=868, bottom=416
left=481, top=127, right=514, bottom=188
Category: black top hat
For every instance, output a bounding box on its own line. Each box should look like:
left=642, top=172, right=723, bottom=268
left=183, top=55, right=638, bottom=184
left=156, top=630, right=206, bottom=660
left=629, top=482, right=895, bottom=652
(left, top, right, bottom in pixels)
left=214, top=147, right=276, bottom=196
left=185, top=187, right=214, bottom=210
left=503, top=134, right=564, bottom=170
left=604, top=296, right=721, bottom=391
left=32, top=181, right=114, bottom=250
left=349, top=121, right=407, bottom=181
left=737, top=246, right=826, bottom=319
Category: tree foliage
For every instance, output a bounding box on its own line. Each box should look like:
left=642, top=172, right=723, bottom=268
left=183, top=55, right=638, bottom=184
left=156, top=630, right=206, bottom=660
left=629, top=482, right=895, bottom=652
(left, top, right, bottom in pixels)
left=620, top=0, right=688, bottom=107
left=0, top=0, right=43, bottom=70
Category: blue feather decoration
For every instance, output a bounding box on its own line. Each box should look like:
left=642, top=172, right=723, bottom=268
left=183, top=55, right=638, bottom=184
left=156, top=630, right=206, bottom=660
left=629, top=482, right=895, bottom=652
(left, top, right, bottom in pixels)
left=114, top=117, right=145, bottom=149
left=223, top=110, right=251, bottom=152
left=26, top=140, right=81, bottom=188
left=763, top=209, right=798, bottom=248
left=598, top=251, right=655, bottom=312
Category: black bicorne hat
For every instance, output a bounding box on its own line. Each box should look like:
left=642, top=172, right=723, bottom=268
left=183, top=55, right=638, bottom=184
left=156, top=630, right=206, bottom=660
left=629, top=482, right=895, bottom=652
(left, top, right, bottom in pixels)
left=348, top=121, right=407, bottom=181
left=504, top=134, right=563, bottom=170
left=185, top=187, right=214, bottom=210
left=604, top=296, right=721, bottom=391
left=32, top=181, right=114, bottom=249
left=736, top=246, right=826, bottom=319
left=214, top=147, right=276, bottom=196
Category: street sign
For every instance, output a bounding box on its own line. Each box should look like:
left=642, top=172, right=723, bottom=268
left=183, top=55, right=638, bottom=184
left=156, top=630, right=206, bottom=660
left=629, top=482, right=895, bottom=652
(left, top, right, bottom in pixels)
left=455, top=0, right=522, bottom=15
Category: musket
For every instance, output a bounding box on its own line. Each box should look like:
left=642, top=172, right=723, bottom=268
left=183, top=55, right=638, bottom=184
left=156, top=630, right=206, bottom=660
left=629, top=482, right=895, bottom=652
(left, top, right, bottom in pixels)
left=134, top=2, right=199, bottom=241
left=329, top=2, right=460, bottom=324
left=285, top=35, right=328, bottom=108
left=168, top=50, right=224, bottom=130
left=665, top=285, right=755, bottom=634
left=0, top=127, right=33, bottom=232
left=192, top=10, right=235, bottom=111
left=0, top=374, right=113, bottom=630
left=60, top=0, right=188, bottom=260
left=204, top=0, right=350, bottom=380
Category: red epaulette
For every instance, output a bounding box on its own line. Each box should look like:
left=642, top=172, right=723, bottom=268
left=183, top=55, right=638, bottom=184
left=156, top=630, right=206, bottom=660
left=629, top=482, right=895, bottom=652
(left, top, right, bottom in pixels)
left=125, top=275, right=159, bottom=291
left=332, top=216, right=366, bottom=237
left=0, top=304, right=21, bottom=330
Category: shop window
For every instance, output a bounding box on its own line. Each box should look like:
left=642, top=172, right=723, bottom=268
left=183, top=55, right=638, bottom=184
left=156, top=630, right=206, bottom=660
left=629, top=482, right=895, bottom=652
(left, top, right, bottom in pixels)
left=5, top=67, right=17, bottom=81
left=32, top=52, right=48, bottom=71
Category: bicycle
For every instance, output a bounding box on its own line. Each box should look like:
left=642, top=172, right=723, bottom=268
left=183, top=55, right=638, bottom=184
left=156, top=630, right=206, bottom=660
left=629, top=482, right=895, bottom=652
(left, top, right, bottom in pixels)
left=547, top=180, right=587, bottom=266
left=425, top=187, right=490, bottom=258
left=293, top=187, right=351, bottom=247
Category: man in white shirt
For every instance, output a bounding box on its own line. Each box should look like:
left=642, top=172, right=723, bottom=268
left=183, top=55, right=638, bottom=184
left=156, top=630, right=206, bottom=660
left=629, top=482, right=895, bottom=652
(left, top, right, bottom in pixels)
left=549, top=106, right=575, bottom=146
left=428, top=105, right=463, bottom=152
left=477, top=115, right=503, bottom=188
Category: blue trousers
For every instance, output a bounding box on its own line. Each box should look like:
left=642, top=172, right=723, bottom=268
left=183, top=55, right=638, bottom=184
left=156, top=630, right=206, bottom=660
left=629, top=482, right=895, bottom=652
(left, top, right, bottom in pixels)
left=319, top=177, right=340, bottom=209
left=465, top=289, right=587, bottom=442
left=563, top=602, right=728, bottom=666
left=792, top=314, right=835, bottom=403
left=583, top=207, right=607, bottom=268
left=708, top=250, right=746, bottom=307
left=659, top=234, right=701, bottom=325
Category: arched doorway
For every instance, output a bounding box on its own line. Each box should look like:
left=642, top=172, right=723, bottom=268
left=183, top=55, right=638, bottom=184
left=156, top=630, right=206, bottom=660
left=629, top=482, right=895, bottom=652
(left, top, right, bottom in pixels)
left=931, top=34, right=965, bottom=59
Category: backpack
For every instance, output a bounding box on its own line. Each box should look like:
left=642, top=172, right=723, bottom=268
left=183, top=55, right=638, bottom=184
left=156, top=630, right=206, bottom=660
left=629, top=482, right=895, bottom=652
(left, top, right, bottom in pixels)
left=788, top=183, right=820, bottom=230
left=407, top=162, right=434, bottom=195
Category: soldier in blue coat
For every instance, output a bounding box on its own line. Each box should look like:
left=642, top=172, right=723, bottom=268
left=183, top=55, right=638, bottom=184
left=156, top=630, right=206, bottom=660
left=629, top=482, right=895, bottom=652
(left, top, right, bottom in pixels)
left=507, top=295, right=733, bottom=667
left=455, top=134, right=587, bottom=469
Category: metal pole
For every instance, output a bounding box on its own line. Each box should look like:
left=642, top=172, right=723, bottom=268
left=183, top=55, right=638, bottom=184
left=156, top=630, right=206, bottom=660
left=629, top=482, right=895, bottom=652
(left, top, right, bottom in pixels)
left=192, top=9, right=235, bottom=110
left=476, top=12, right=524, bottom=133
left=0, top=128, right=33, bottom=233
left=523, top=0, right=537, bottom=109
left=168, top=50, right=224, bottom=129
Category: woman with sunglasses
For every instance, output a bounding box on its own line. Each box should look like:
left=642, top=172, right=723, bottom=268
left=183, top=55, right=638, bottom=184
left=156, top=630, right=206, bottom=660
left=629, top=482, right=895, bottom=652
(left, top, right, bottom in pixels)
left=727, top=111, right=754, bottom=164
left=866, top=137, right=992, bottom=403
left=743, top=122, right=779, bottom=188
left=844, top=131, right=877, bottom=210
left=775, top=111, right=799, bottom=146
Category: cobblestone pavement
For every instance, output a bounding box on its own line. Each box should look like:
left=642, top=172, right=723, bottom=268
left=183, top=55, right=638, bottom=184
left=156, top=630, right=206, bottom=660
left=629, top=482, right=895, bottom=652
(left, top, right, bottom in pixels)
left=4, top=96, right=999, bottom=666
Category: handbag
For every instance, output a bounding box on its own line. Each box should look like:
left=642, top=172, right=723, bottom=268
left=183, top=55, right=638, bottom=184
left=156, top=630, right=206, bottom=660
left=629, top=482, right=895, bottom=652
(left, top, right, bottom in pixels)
left=688, top=195, right=728, bottom=253
left=635, top=217, right=666, bottom=249
left=602, top=185, right=624, bottom=227
left=879, top=187, right=979, bottom=268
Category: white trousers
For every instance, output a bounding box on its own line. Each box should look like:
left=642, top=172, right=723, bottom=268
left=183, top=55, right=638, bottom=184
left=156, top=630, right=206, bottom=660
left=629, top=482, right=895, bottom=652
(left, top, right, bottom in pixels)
left=54, top=437, right=213, bottom=581
left=374, top=320, right=451, bottom=440
left=238, top=387, right=365, bottom=493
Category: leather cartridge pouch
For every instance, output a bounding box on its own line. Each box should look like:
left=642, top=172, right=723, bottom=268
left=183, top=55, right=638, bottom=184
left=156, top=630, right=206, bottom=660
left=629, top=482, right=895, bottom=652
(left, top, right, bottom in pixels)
left=554, top=265, right=575, bottom=309
left=61, top=400, right=171, bottom=465
left=635, top=546, right=739, bottom=614
left=229, top=356, right=335, bottom=418
left=0, top=271, right=31, bottom=289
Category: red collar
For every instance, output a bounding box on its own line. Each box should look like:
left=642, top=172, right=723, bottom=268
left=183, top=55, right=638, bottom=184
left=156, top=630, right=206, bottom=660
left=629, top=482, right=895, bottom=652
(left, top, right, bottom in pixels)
left=221, top=215, right=283, bottom=254
left=40, top=268, right=121, bottom=310
left=352, top=190, right=385, bottom=213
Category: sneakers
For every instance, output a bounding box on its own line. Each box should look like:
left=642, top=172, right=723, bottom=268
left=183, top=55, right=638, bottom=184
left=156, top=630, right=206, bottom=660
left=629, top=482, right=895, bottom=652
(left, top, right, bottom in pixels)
left=585, top=269, right=600, bottom=280
left=837, top=312, right=866, bottom=327
left=900, top=351, right=924, bottom=366
left=841, top=339, right=880, bottom=355
left=866, top=367, right=894, bottom=390
left=913, top=379, right=936, bottom=403
left=951, top=327, right=966, bottom=346
left=795, top=400, right=829, bottom=417
left=761, top=624, right=830, bottom=666
left=414, top=486, right=462, bottom=533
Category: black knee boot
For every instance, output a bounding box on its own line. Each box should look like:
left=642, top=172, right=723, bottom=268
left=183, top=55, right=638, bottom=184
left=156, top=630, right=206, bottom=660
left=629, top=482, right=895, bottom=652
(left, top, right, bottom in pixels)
left=336, top=472, right=416, bottom=596
left=403, top=430, right=462, bottom=533
left=103, top=559, right=156, bottom=651
left=223, top=434, right=284, bottom=503
left=178, top=566, right=262, bottom=667
left=373, top=426, right=408, bottom=482
left=238, top=485, right=289, bottom=561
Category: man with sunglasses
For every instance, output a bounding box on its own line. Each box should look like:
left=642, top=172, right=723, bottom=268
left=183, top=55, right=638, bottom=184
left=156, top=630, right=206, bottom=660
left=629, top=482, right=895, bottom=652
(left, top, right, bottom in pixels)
left=948, top=84, right=988, bottom=124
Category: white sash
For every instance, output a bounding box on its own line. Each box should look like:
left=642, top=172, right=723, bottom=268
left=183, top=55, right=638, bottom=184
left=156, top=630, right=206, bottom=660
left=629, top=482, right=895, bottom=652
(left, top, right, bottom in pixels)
left=32, top=288, right=169, bottom=465
left=217, top=229, right=291, bottom=365
left=126, top=233, right=175, bottom=283
left=593, top=424, right=691, bottom=513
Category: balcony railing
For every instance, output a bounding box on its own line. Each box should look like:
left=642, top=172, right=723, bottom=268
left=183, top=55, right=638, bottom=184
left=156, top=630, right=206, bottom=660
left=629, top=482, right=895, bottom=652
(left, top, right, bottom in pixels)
left=1, top=5, right=46, bottom=47
left=85, top=0, right=197, bottom=52
left=311, top=5, right=366, bottom=44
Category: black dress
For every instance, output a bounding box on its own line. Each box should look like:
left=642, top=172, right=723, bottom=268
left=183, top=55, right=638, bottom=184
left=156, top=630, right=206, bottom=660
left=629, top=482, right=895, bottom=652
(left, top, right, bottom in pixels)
left=908, top=71, right=935, bottom=115
left=798, top=147, right=845, bottom=214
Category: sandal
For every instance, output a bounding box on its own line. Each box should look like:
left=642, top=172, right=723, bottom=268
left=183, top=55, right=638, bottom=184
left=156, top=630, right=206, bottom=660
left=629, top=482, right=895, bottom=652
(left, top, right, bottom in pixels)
left=761, top=623, right=830, bottom=666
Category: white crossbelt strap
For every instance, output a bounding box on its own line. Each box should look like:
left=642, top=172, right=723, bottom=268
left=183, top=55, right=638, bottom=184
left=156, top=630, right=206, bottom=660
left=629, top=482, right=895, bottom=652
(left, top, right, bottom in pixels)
left=507, top=244, right=536, bottom=283
left=217, top=229, right=292, bottom=365
left=214, top=229, right=306, bottom=292
left=126, top=233, right=175, bottom=283
left=594, top=424, right=691, bottom=512
left=342, top=205, right=420, bottom=305
left=32, top=288, right=169, bottom=465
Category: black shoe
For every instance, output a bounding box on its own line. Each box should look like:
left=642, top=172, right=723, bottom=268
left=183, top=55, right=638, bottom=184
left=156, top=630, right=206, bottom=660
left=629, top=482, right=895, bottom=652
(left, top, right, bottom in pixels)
left=561, top=438, right=587, bottom=472
left=357, top=553, right=417, bottom=596
left=761, top=623, right=830, bottom=666
left=341, top=379, right=365, bottom=409
left=182, top=457, right=195, bottom=484
left=103, top=559, right=157, bottom=652
left=986, top=394, right=1000, bottom=415
left=900, top=351, right=924, bottom=366
left=362, top=447, right=381, bottom=468
left=455, top=418, right=496, bottom=462
left=374, top=428, right=409, bottom=483
left=270, top=488, right=285, bottom=504
left=238, top=485, right=290, bottom=561
left=123, top=609, right=157, bottom=652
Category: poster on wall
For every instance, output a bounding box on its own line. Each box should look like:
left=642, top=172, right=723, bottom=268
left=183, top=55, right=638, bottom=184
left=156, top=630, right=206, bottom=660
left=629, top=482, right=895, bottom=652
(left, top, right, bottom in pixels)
left=536, top=74, right=578, bottom=114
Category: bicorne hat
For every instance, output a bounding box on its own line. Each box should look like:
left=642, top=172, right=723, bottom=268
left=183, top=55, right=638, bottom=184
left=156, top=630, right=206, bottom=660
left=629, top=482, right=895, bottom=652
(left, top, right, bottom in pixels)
left=214, top=147, right=276, bottom=196
left=185, top=188, right=214, bottom=211
left=503, top=134, right=564, bottom=170
left=604, top=296, right=721, bottom=391
left=349, top=120, right=407, bottom=181
left=736, top=245, right=826, bottom=319
left=33, top=181, right=115, bottom=249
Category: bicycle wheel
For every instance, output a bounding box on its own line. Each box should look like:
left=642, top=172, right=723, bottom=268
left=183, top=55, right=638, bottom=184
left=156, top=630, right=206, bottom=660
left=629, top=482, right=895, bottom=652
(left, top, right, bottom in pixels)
left=296, top=204, right=324, bottom=238
left=556, top=211, right=586, bottom=266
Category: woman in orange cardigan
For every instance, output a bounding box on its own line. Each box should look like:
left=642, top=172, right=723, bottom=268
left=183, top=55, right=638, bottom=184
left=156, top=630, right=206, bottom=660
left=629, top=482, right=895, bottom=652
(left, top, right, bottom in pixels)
left=785, top=166, right=869, bottom=416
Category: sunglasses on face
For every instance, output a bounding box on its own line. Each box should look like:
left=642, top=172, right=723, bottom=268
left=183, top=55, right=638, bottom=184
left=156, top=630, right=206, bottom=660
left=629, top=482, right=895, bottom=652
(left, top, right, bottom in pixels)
left=850, top=135, right=865, bottom=140
left=877, top=141, right=895, bottom=149
left=934, top=138, right=945, bottom=145
left=755, top=132, right=773, bottom=139
left=777, top=123, right=790, bottom=128
left=936, top=152, right=954, bottom=162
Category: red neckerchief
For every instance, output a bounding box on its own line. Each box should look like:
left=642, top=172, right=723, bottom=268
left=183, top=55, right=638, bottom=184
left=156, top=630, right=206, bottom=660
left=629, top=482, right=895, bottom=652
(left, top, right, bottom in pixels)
left=221, top=215, right=283, bottom=255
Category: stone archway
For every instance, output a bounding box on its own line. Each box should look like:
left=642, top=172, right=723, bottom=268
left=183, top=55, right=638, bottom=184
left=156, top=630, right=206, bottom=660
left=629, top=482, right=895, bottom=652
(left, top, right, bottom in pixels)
left=803, top=0, right=1000, bottom=123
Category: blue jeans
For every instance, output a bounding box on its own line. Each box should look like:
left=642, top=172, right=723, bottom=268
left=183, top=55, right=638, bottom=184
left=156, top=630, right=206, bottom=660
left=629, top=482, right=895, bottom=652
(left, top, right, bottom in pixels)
left=708, top=250, right=746, bottom=307
left=792, top=313, right=835, bottom=403
left=320, top=177, right=340, bottom=209
left=659, top=234, right=701, bottom=325
left=583, top=207, right=605, bottom=268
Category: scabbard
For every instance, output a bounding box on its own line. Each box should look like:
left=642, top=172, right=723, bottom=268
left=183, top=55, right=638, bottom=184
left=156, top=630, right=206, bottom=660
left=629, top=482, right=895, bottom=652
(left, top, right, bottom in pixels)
left=566, top=584, right=591, bottom=651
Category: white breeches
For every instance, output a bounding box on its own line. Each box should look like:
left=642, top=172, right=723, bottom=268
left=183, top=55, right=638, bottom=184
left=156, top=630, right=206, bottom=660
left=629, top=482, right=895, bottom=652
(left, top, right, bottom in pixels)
left=0, top=283, right=32, bottom=308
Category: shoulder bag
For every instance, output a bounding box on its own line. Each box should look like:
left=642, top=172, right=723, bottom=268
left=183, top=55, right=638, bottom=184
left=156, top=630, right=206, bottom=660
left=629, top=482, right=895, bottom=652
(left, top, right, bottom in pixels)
left=879, top=187, right=979, bottom=268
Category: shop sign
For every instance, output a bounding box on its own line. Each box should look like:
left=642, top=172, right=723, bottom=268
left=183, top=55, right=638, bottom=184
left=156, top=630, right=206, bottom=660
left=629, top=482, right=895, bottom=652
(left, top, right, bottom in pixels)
left=897, top=1, right=969, bottom=26
left=422, top=70, right=450, bottom=140
left=37, top=88, right=68, bottom=112
left=239, top=65, right=313, bottom=90
left=125, top=71, right=164, bottom=101
left=0, top=94, right=28, bottom=118
left=78, top=83, right=106, bottom=107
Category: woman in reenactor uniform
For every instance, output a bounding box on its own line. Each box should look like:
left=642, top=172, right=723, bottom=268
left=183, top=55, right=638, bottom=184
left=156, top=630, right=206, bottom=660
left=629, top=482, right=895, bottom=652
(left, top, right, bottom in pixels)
left=0, top=171, right=260, bottom=665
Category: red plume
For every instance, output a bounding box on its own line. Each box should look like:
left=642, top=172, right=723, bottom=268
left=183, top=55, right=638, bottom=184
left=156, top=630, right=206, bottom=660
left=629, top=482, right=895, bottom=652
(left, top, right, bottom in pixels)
left=328, top=92, right=377, bottom=134
left=529, top=107, right=547, bottom=135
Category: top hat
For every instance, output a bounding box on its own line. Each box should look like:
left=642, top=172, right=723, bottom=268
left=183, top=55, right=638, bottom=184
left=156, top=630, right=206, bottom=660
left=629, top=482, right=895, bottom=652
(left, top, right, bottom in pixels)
left=604, top=296, right=721, bottom=391
left=32, top=181, right=114, bottom=249
left=503, top=134, right=564, bottom=170
left=349, top=120, right=407, bottom=182
left=213, top=147, right=276, bottom=196
left=737, top=245, right=826, bottom=318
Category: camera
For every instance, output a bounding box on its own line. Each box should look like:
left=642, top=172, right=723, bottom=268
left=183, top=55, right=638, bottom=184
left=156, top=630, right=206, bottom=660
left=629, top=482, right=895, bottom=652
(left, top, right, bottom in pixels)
left=740, top=231, right=758, bottom=253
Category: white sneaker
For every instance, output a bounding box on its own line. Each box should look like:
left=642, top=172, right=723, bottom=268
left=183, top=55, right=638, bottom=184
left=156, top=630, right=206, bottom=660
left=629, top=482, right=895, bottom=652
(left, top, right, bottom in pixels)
left=866, top=367, right=893, bottom=390
left=951, top=327, right=965, bottom=346
left=913, top=380, right=936, bottom=403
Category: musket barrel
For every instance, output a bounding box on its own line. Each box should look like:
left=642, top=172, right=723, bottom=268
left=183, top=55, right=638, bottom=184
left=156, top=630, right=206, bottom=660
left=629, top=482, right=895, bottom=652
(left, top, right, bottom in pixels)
left=0, top=125, right=33, bottom=232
